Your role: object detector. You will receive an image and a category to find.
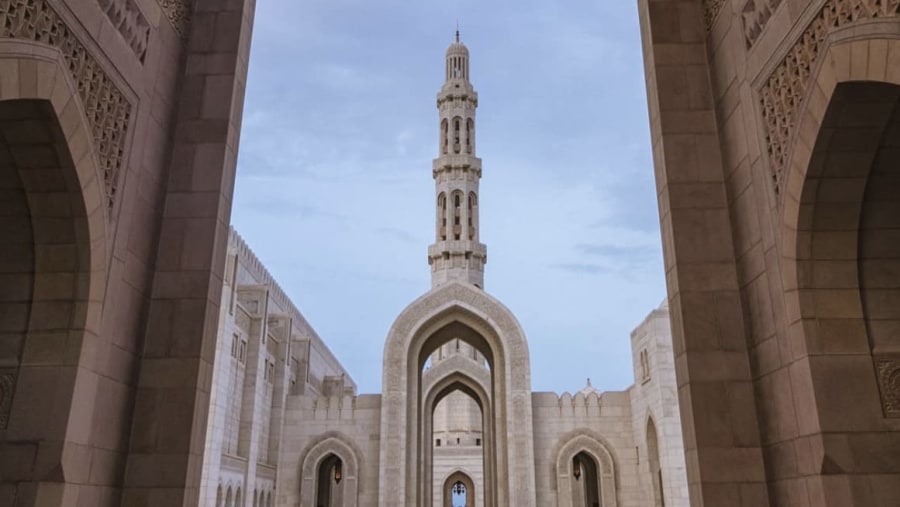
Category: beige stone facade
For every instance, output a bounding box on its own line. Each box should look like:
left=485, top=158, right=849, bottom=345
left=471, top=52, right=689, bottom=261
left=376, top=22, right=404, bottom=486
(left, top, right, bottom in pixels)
left=638, top=0, right=900, bottom=505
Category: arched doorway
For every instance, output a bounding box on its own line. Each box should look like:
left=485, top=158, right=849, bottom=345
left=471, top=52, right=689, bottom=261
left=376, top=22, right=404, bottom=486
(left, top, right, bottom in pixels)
left=424, top=349, right=491, bottom=507
left=299, top=434, right=361, bottom=507
left=554, top=431, right=618, bottom=507
left=571, top=451, right=601, bottom=507
left=316, top=453, right=344, bottom=507
left=379, top=283, right=537, bottom=507
left=646, top=417, right=663, bottom=507
left=0, top=95, right=106, bottom=498
left=443, top=470, right=475, bottom=507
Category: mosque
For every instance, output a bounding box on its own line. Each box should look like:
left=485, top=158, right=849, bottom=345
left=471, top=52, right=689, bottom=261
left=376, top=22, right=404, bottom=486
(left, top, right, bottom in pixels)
left=199, top=35, right=689, bottom=507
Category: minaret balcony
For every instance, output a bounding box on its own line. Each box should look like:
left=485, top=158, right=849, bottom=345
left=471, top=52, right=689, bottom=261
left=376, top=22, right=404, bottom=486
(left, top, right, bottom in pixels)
left=428, top=241, right=487, bottom=259
left=433, top=156, right=482, bottom=175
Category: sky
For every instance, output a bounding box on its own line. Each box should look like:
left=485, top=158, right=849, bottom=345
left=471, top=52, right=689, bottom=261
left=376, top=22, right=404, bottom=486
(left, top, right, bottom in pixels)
left=231, top=0, right=666, bottom=395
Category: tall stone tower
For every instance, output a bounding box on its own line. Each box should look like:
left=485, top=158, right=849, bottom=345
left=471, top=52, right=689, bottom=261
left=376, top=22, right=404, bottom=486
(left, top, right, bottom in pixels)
left=428, top=31, right=487, bottom=289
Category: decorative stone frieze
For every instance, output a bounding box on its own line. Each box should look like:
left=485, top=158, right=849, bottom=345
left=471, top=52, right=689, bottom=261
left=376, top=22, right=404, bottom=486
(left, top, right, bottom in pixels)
left=0, top=0, right=132, bottom=211
left=741, top=0, right=783, bottom=48
left=760, top=0, right=900, bottom=196
left=97, top=0, right=150, bottom=62
left=0, top=370, right=14, bottom=429
left=875, top=357, right=900, bottom=417
left=704, top=0, right=727, bottom=31
left=157, top=0, right=190, bottom=38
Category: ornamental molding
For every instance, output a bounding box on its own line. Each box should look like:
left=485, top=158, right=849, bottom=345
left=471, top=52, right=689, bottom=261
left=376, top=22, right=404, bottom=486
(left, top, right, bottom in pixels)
left=97, top=0, right=150, bottom=62
left=0, top=0, right=133, bottom=211
left=157, top=0, right=190, bottom=38
left=759, top=0, right=900, bottom=196
left=704, top=0, right=727, bottom=32
left=742, top=0, right=783, bottom=48
left=875, top=357, right=900, bottom=418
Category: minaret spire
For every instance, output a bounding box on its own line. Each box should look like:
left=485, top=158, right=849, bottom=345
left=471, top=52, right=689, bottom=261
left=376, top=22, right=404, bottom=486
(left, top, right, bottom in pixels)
left=428, top=34, right=486, bottom=289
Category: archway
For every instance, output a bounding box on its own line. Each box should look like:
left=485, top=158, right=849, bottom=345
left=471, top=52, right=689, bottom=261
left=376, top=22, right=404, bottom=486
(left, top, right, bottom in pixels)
left=299, top=433, right=361, bottom=507
left=443, top=470, right=475, bottom=507
left=571, top=451, right=600, bottom=507
left=379, top=282, right=536, bottom=507
left=646, top=417, right=663, bottom=507
left=316, top=454, right=343, bottom=507
left=423, top=352, right=492, bottom=507
left=554, top=431, right=618, bottom=507
left=781, top=78, right=900, bottom=501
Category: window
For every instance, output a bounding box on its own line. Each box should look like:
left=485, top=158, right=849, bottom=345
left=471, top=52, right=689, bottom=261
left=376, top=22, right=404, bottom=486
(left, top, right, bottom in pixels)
left=641, top=349, right=651, bottom=382
left=435, top=439, right=441, bottom=447
left=476, top=438, right=481, bottom=446
left=231, top=334, right=239, bottom=359
left=239, top=339, right=247, bottom=364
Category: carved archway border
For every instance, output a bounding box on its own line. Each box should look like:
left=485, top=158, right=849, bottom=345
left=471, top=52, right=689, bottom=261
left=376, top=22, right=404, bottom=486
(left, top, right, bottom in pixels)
left=553, top=429, right=619, bottom=507
left=758, top=0, right=900, bottom=198
left=0, top=1, right=135, bottom=212
left=299, top=432, right=362, bottom=507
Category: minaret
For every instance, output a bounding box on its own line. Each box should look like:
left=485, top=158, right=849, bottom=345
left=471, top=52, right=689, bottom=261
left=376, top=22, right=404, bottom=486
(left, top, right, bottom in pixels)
left=428, top=32, right=487, bottom=289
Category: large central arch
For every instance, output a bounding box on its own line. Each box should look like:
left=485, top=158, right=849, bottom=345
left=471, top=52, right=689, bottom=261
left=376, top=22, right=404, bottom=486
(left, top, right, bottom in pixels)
left=379, top=281, right=536, bottom=506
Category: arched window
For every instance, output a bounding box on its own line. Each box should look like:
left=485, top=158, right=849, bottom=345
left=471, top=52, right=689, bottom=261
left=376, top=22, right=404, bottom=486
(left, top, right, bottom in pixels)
left=466, top=118, right=473, bottom=153
left=235, top=487, right=242, bottom=507
left=468, top=192, right=477, bottom=240
left=441, top=119, right=449, bottom=154
left=453, top=117, right=461, bottom=153
left=224, top=486, right=233, bottom=507
left=216, top=485, right=223, bottom=507
left=438, top=193, right=447, bottom=241
left=648, top=417, right=664, bottom=507
left=453, top=193, right=462, bottom=240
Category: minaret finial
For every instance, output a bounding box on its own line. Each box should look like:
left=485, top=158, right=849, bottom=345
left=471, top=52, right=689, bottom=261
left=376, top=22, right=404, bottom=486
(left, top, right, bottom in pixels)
left=456, top=21, right=459, bottom=43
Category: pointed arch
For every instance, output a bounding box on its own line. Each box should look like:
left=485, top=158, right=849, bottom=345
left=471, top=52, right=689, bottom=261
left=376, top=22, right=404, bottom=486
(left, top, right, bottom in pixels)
left=0, top=41, right=110, bottom=497
left=442, top=469, right=476, bottom=507
left=553, top=430, right=618, bottom=507
left=299, top=432, right=362, bottom=507
left=646, top=415, right=663, bottom=507
left=379, top=281, right=535, bottom=506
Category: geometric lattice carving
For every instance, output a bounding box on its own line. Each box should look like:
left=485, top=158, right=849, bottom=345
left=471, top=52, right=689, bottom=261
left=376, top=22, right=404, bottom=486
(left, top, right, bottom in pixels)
left=0, top=0, right=133, bottom=211
left=0, top=370, right=15, bottom=429
left=704, top=0, right=727, bottom=31
left=760, top=0, right=900, bottom=196
left=742, top=0, right=783, bottom=48
left=875, top=357, right=900, bottom=418
left=97, top=0, right=150, bottom=62
left=157, top=0, right=191, bottom=38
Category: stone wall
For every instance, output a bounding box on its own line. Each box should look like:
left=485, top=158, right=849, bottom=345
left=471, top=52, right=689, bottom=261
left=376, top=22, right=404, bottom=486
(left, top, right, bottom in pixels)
left=628, top=302, right=689, bottom=507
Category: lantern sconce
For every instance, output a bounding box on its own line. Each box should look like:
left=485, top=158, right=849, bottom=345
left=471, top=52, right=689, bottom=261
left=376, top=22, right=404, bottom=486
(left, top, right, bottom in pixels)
left=334, top=461, right=343, bottom=484
left=573, top=456, right=582, bottom=481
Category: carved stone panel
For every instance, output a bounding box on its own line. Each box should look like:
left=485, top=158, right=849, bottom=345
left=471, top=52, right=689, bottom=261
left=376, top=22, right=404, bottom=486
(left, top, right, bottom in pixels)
left=97, top=0, right=150, bottom=62
left=760, top=0, right=900, bottom=197
left=0, top=0, right=133, bottom=211
left=157, top=0, right=191, bottom=38
left=741, top=0, right=783, bottom=49
left=704, top=0, right=727, bottom=31
left=875, top=357, right=900, bottom=418
left=0, top=369, right=15, bottom=429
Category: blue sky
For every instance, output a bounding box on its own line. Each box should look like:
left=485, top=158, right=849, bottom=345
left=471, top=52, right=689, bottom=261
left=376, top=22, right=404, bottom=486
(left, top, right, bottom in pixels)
left=231, top=0, right=666, bottom=394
